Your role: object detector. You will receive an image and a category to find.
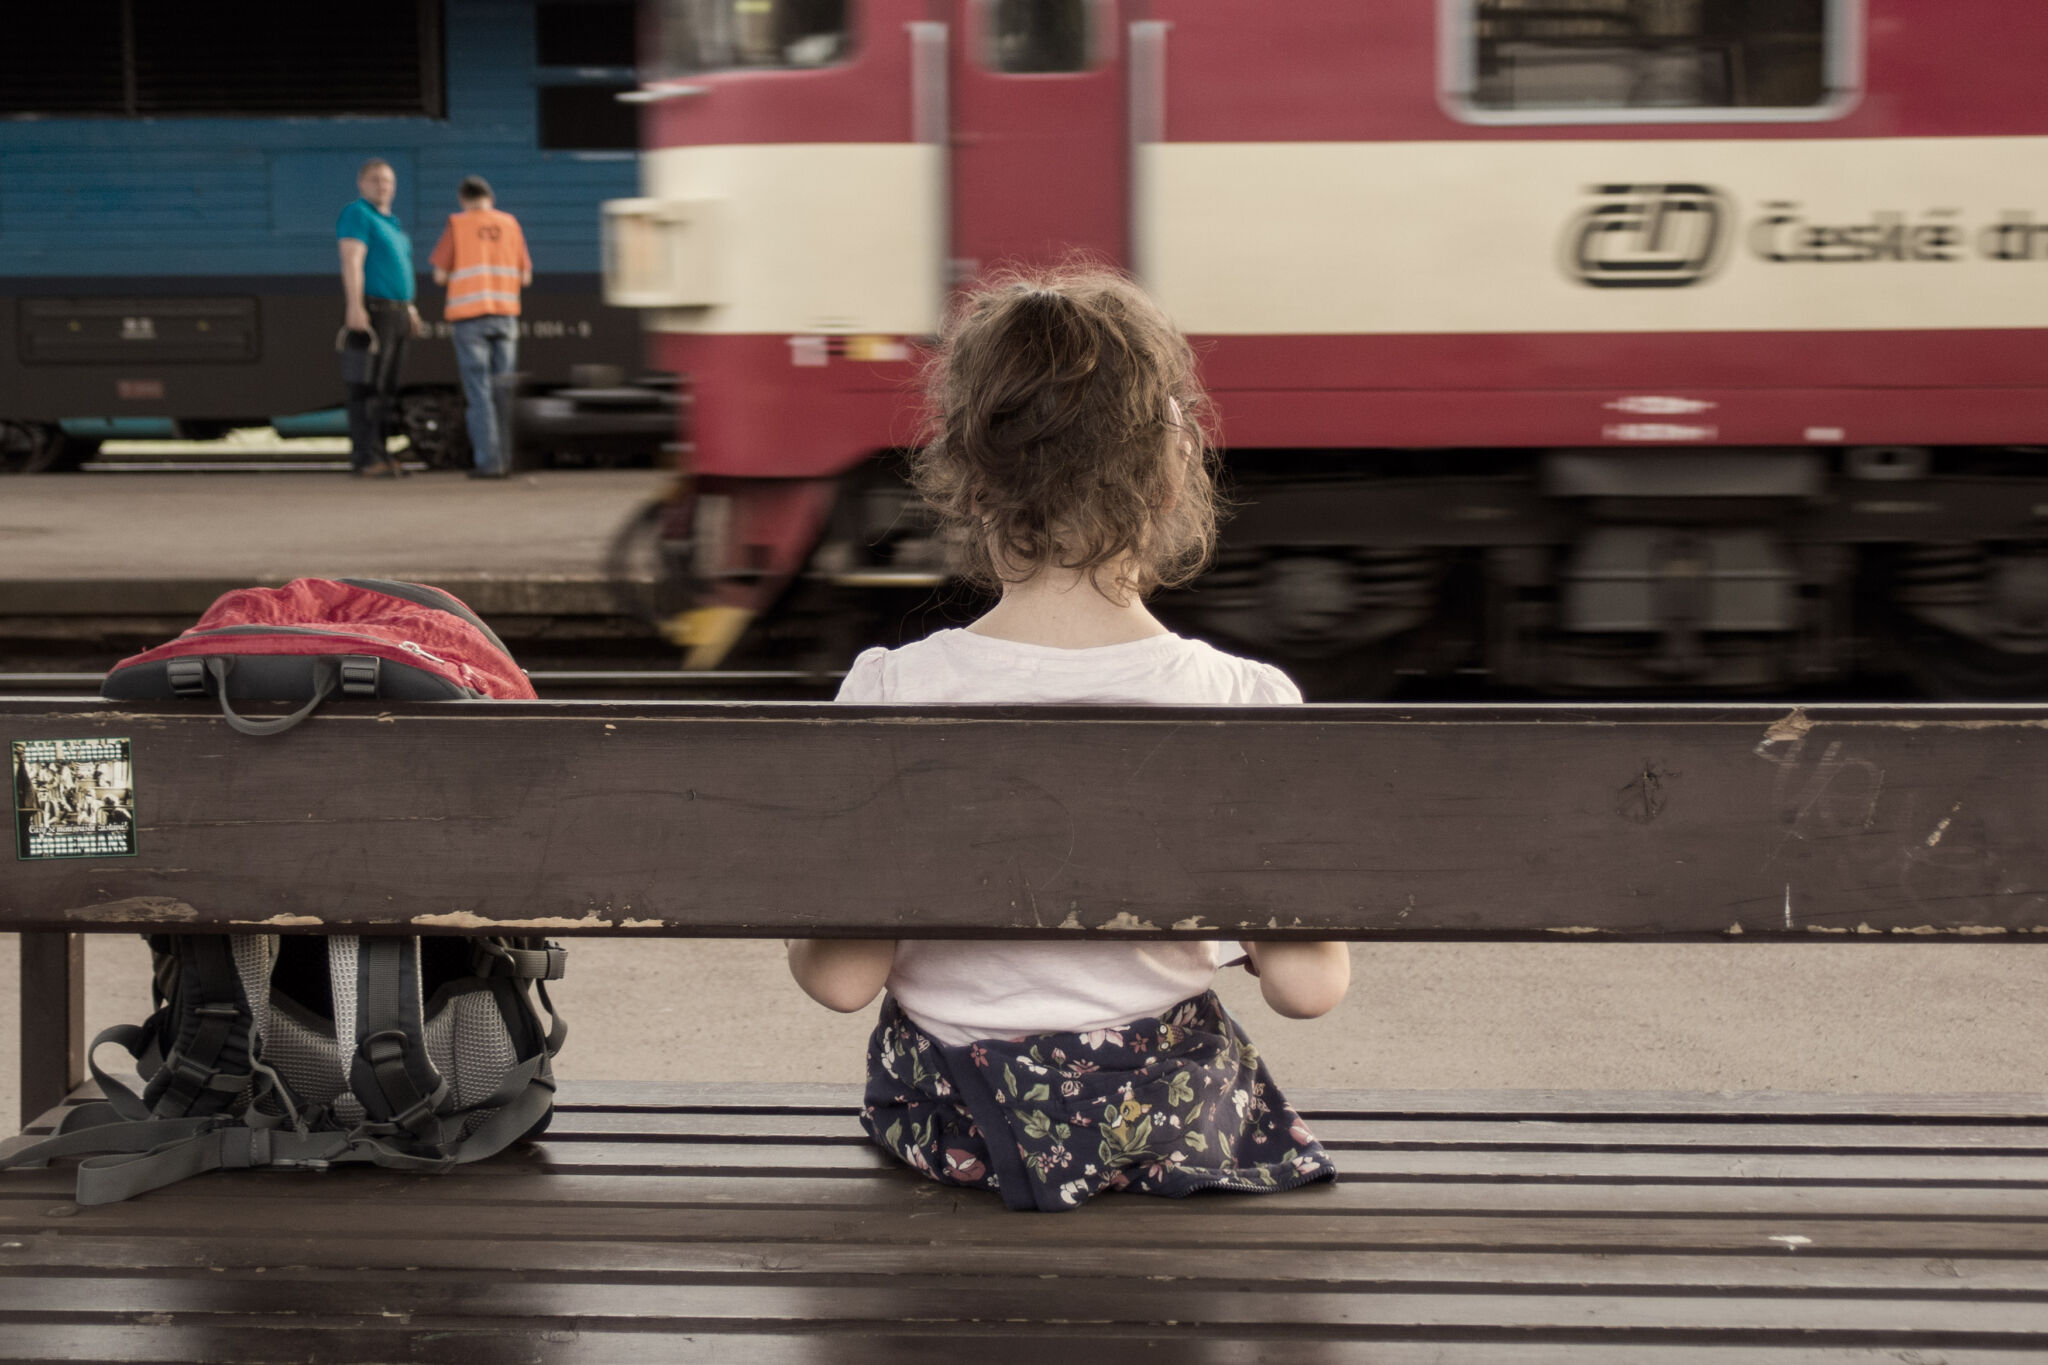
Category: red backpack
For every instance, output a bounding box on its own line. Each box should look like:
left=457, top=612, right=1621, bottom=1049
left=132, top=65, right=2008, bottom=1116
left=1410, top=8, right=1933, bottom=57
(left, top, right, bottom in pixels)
left=102, top=578, right=535, bottom=735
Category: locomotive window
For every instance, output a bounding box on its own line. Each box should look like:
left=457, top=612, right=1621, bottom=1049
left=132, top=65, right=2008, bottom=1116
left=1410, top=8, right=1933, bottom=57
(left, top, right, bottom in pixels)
left=984, top=0, right=1092, bottom=74
left=659, top=0, right=850, bottom=74
left=0, top=1, right=445, bottom=118
left=1449, top=0, right=1855, bottom=123
left=537, top=2, right=639, bottom=69
left=0, top=4, right=127, bottom=115
left=539, top=84, right=641, bottom=150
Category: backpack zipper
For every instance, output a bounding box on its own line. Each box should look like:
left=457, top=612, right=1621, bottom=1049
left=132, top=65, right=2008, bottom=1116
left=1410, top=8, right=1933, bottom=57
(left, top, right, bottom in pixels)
left=399, top=639, right=479, bottom=688
left=337, top=578, right=516, bottom=658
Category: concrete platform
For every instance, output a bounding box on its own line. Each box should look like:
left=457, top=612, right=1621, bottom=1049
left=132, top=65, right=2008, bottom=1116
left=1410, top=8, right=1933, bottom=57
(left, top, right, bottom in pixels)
left=7, top=936, right=2048, bottom=1132
left=0, top=469, right=665, bottom=624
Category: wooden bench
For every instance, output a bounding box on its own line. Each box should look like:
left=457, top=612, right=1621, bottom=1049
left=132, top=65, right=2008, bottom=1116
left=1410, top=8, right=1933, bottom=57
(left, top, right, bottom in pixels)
left=5, top=697, right=2047, bottom=1362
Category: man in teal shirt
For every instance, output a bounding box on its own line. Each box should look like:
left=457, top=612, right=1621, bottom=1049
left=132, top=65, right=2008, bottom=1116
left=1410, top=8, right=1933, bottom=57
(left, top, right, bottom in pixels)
left=337, top=158, right=425, bottom=478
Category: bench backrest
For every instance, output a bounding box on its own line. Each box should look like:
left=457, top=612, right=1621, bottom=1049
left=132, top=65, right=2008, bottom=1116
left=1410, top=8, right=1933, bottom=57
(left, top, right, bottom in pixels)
left=5, top=699, right=2042, bottom=939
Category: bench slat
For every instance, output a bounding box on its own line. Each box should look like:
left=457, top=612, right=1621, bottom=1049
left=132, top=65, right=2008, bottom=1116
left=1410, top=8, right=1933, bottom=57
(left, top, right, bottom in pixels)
left=0, top=1326, right=2037, bottom=1365
left=10, top=701, right=2048, bottom=936
left=543, top=1110, right=2048, bottom=1152
left=449, top=1138, right=2048, bottom=1185
left=1, top=1204, right=2037, bottom=1256
left=556, top=1081, right=2048, bottom=1120
left=8, top=1167, right=2046, bottom=1219
left=8, top=1233, right=2047, bottom=1293
left=26, top=1081, right=2048, bottom=1129
left=7, top=1275, right=2048, bottom=1340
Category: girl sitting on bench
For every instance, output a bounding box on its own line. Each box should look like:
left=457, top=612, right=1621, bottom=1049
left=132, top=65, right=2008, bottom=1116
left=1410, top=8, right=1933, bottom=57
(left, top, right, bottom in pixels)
left=787, top=266, right=1349, bottom=1210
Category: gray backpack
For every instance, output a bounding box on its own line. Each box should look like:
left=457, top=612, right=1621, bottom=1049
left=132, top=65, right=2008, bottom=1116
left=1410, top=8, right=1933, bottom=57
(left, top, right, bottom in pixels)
left=2, top=933, right=565, bottom=1204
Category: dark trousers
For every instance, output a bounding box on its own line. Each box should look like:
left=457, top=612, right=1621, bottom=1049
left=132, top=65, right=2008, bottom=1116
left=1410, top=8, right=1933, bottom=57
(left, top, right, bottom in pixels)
left=345, top=299, right=412, bottom=471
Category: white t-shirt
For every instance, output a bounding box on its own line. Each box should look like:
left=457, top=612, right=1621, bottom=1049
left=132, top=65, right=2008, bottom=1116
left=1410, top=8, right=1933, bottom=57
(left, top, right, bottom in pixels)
left=837, top=628, right=1301, bottom=1046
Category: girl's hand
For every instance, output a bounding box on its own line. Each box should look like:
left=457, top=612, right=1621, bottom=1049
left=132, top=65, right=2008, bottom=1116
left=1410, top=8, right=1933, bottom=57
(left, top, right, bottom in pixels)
left=786, top=939, right=897, bottom=1012
left=1238, top=941, right=1350, bottom=1019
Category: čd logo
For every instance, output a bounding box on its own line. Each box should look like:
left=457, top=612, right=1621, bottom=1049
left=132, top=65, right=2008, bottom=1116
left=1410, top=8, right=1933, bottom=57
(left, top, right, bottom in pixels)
left=1568, top=183, right=1731, bottom=288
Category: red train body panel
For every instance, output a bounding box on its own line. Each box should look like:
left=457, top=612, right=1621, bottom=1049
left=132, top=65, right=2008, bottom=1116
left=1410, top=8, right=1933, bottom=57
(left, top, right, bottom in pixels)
left=607, top=0, right=2048, bottom=694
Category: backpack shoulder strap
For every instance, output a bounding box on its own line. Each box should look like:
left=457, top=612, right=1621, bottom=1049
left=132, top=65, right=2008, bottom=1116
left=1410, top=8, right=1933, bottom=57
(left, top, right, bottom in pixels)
left=140, top=935, right=254, bottom=1119
left=344, top=937, right=452, bottom=1145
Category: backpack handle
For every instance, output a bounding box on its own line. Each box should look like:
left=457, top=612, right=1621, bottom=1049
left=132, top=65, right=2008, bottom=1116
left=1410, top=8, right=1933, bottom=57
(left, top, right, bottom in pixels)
left=207, top=657, right=339, bottom=737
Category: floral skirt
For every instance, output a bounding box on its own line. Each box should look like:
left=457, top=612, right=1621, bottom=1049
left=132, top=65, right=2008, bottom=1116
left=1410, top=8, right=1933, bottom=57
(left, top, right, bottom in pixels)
left=861, top=990, right=1337, bottom=1211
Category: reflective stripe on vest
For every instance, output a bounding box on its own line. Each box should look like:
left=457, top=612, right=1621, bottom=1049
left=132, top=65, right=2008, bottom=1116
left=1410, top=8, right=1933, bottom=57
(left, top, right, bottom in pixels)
left=437, top=211, right=528, bottom=321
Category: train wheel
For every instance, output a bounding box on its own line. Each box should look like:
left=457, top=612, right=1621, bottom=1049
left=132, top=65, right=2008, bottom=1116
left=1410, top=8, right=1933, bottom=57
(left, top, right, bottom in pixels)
left=398, top=389, right=471, bottom=470
left=1887, top=545, right=2048, bottom=697
left=0, top=422, right=81, bottom=474
left=1891, top=621, right=2048, bottom=699
left=603, top=489, right=696, bottom=629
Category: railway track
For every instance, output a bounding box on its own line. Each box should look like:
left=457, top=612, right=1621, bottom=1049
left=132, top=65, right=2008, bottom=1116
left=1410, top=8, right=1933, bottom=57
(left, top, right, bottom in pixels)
left=0, top=670, right=840, bottom=701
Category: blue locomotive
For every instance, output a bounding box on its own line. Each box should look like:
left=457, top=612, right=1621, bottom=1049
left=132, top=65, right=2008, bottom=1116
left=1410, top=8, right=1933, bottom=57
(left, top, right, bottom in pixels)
left=0, top=0, right=667, bottom=472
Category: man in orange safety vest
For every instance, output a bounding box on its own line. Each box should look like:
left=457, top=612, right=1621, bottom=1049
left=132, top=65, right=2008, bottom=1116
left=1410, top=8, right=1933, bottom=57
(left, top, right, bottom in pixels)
left=429, top=176, right=532, bottom=478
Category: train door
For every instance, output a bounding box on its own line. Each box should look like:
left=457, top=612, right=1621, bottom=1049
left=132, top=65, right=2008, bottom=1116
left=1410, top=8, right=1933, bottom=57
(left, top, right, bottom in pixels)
left=948, top=0, right=1129, bottom=273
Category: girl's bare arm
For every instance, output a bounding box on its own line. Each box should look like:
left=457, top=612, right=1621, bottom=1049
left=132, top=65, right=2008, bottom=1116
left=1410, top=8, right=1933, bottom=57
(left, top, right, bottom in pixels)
left=786, top=939, right=898, bottom=1012
left=1239, top=941, right=1351, bottom=1018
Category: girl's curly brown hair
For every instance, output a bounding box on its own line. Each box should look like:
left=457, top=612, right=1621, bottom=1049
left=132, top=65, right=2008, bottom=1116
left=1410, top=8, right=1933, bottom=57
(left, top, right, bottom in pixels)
left=910, top=265, right=1220, bottom=599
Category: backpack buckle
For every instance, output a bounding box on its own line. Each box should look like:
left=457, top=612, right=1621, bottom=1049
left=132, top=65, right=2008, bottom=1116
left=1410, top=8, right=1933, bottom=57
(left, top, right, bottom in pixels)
left=194, top=1003, right=241, bottom=1020
left=355, top=1030, right=447, bottom=1138
left=480, top=942, right=568, bottom=981
left=338, top=656, right=381, bottom=698
left=166, top=1053, right=219, bottom=1088
left=391, top=1095, right=441, bottom=1131
left=167, top=658, right=208, bottom=697
left=361, top=1032, right=408, bottom=1068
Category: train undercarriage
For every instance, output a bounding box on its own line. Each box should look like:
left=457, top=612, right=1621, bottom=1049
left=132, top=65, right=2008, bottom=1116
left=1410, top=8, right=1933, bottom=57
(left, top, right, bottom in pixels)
left=0, top=371, right=678, bottom=475
left=658, top=444, right=2048, bottom=699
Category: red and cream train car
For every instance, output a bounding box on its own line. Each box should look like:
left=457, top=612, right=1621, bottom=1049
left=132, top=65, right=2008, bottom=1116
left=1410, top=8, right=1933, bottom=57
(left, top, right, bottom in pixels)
left=605, top=0, right=2048, bottom=694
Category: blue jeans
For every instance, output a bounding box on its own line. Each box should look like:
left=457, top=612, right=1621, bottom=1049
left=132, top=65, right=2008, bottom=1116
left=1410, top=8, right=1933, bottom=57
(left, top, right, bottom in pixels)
left=452, top=314, right=518, bottom=473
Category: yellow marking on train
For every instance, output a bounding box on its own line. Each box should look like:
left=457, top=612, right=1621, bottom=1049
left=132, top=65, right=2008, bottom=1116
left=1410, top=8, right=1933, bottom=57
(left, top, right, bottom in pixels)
left=665, top=605, right=754, bottom=670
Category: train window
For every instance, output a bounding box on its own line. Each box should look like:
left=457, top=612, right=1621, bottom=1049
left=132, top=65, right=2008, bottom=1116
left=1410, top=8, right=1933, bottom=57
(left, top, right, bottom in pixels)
left=659, top=0, right=850, bottom=74
left=0, top=5, right=128, bottom=115
left=1448, top=0, right=1855, bottom=122
left=983, top=0, right=1092, bottom=74
left=0, top=1, right=446, bottom=118
left=539, top=83, right=641, bottom=150
left=537, top=2, right=639, bottom=69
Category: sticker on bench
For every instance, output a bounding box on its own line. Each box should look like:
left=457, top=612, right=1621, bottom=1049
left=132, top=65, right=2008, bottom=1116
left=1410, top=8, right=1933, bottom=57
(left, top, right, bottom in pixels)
left=12, top=737, right=137, bottom=860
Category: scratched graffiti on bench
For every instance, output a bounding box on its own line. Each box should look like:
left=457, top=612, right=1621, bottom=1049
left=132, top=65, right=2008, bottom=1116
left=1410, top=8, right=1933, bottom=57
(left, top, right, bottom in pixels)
left=1751, top=710, right=2031, bottom=936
